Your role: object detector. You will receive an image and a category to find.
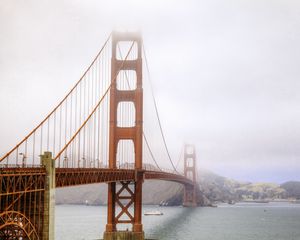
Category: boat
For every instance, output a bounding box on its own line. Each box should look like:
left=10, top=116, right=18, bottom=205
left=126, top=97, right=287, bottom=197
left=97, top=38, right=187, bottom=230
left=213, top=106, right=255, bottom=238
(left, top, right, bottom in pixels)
left=159, top=201, right=169, bottom=206
left=209, top=203, right=218, bottom=208
left=144, top=210, right=163, bottom=216
left=242, top=200, right=269, bottom=203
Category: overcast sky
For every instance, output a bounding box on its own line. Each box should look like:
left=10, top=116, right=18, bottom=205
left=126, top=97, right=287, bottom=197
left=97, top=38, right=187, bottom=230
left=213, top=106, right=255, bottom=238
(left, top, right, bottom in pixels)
left=0, top=0, right=299, bottom=183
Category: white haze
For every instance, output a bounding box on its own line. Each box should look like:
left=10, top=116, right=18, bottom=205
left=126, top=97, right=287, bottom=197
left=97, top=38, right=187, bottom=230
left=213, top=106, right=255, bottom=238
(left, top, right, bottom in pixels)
left=0, top=0, right=299, bottom=183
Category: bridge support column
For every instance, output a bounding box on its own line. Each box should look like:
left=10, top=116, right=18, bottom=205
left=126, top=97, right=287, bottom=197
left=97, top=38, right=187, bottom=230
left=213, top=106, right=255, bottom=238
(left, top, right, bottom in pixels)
left=183, top=144, right=197, bottom=207
left=103, top=31, right=144, bottom=240
left=41, top=151, right=56, bottom=240
left=183, top=185, right=197, bottom=207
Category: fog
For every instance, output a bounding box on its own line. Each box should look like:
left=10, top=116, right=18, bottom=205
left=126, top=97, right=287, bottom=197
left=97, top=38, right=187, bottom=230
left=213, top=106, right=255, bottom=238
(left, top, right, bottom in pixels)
left=0, top=0, right=299, bottom=183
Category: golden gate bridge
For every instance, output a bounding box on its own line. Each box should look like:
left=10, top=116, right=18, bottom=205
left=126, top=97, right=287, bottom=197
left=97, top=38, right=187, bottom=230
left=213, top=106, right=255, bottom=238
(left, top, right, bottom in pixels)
left=0, top=31, right=199, bottom=240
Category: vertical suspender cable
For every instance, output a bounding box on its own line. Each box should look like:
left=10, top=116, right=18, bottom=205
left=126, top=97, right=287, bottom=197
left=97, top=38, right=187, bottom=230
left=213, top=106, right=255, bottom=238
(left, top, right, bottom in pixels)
left=33, top=132, right=35, bottom=165
left=53, top=111, right=56, bottom=157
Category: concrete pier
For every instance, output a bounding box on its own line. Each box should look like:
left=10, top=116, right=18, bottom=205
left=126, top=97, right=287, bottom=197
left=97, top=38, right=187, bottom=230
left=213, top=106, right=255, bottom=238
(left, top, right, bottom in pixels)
left=41, top=152, right=55, bottom=240
left=103, top=231, right=144, bottom=240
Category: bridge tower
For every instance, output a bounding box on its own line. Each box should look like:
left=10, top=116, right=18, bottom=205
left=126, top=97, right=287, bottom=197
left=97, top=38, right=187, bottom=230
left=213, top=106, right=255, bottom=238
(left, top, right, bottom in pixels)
left=183, top=144, right=197, bottom=207
left=103, top=31, right=144, bottom=240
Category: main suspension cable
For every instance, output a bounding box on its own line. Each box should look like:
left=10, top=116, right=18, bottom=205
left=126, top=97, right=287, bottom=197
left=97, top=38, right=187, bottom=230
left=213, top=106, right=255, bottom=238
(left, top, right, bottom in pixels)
left=175, top=145, right=184, bottom=171
left=142, top=44, right=178, bottom=173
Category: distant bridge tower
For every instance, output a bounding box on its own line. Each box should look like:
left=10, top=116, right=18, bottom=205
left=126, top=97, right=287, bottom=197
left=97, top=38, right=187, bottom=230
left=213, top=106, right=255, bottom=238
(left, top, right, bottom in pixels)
left=183, top=144, right=197, bottom=207
left=103, top=32, right=144, bottom=240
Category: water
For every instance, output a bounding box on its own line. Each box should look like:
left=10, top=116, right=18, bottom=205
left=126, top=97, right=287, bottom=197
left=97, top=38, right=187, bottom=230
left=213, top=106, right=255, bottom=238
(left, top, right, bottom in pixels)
left=56, top=203, right=300, bottom=240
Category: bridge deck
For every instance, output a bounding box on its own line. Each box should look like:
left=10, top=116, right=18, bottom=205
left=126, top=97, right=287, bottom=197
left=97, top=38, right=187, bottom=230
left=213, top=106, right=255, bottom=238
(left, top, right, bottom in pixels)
left=0, top=167, right=194, bottom=188
left=56, top=168, right=194, bottom=187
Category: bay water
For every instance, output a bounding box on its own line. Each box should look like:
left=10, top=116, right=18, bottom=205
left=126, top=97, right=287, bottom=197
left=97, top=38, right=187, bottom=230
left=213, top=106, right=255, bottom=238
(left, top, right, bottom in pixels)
left=56, top=202, right=300, bottom=240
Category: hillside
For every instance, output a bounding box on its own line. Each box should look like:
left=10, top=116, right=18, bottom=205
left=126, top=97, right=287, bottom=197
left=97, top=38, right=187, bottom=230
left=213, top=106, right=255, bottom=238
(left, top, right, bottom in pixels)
left=234, top=182, right=287, bottom=200
left=198, top=169, right=245, bottom=202
left=281, top=181, right=300, bottom=199
left=197, top=169, right=288, bottom=202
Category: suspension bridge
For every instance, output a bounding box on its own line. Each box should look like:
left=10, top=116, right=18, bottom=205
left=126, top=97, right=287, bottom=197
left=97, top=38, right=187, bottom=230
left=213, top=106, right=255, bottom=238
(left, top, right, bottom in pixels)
left=0, top=31, right=200, bottom=240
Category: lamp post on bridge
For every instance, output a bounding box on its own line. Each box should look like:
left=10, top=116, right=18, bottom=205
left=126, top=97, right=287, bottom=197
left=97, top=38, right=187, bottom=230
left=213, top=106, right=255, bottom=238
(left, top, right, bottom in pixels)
left=19, top=153, right=27, bottom=167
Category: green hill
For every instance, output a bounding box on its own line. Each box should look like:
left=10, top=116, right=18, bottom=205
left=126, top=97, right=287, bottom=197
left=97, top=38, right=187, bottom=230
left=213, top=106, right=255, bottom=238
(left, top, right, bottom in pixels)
left=281, top=181, right=300, bottom=199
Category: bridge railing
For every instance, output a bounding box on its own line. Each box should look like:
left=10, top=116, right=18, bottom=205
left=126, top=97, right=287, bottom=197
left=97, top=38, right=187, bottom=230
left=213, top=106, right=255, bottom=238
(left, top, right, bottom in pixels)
left=0, top=160, right=185, bottom=179
left=0, top=164, right=44, bottom=169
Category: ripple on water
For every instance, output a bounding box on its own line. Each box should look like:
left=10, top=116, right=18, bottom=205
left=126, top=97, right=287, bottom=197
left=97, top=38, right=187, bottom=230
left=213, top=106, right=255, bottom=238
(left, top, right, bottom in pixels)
left=55, top=203, right=300, bottom=240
